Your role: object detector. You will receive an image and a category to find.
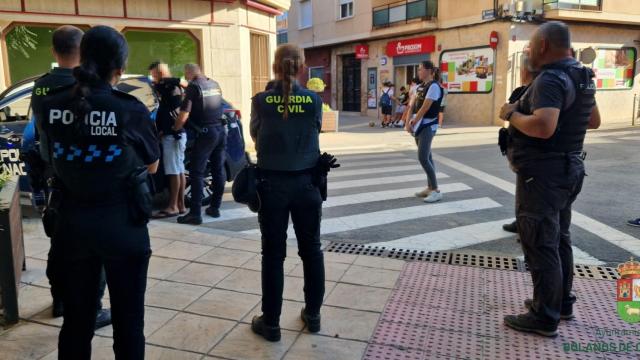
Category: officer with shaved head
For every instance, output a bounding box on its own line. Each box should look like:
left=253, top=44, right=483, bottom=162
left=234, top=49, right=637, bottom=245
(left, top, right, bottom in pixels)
left=499, top=21, right=601, bottom=337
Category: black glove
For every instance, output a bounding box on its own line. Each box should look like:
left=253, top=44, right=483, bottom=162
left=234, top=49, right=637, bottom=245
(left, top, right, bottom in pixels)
left=317, top=152, right=340, bottom=174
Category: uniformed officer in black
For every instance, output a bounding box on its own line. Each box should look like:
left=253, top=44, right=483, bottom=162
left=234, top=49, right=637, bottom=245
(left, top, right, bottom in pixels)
left=176, top=63, right=225, bottom=225
left=30, top=25, right=110, bottom=328
left=249, top=44, right=325, bottom=342
left=41, top=26, right=159, bottom=359
left=499, top=22, right=601, bottom=337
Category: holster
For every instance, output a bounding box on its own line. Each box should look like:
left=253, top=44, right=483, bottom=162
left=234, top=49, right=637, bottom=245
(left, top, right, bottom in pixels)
left=312, top=168, right=328, bottom=202
left=498, top=128, right=510, bottom=156
left=42, top=177, right=62, bottom=238
left=127, top=167, right=153, bottom=226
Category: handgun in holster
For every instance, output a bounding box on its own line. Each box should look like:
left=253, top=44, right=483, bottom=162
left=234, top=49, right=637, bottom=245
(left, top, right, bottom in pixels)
left=127, top=167, right=153, bottom=226
left=42, top=177, right=63, bottom=238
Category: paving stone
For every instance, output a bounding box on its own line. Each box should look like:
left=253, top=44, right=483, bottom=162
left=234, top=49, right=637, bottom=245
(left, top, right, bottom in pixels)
left=167, top=263, right=235, bottom=287
left=198, top=247, right=256, bottom=267
left=289, top=261, right=350, bottom=282
left=20, top=258, right=48, bottom=286
left=353, top=255, right=406, bottom=271
left=187, top=288, right=261, bottom=320
left=324, top=283, right=392, bottom=312
left=19, top=285, right=53, bottom=319
left=145, top=344, right=204, bottom=360
left=323, top=252, right=357, bottom=264
left=31, top=307, right=64, bottom=328
left=145, top=281, right=209, bottom=310
left=340, top=265, right=400, bottom=289
left=0, top=322, right=59, bottom=360
left=153, top=241, right=214, bottom=261
left=209, top=324, right=297, bottom=360
left=282, top=276, right=337, bottom=303
left=219, top=238, right=262, bottom=253
left=241, top=299, right=306, bottom=331
left=216, top=269, right=262, bottom=295
left=95, top=306, right=177, bottom=338
left=147, top=313, right=235, bottom=353
left=284, top=333, right=368, bottom=360
left=150, top=237, right=174, bottom=252
left=147, top=256, right=189, bottom=280
left=315, top=306, right=380, bottom=342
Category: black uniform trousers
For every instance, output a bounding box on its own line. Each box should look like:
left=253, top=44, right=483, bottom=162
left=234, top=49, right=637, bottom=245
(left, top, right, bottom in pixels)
left=515, top=154, right=585, bottom=324
left=189, top=125, right=226, bottom=215
left=257, top=171, right=325, bottom=326
left=56, top=201, right=151, bottom=360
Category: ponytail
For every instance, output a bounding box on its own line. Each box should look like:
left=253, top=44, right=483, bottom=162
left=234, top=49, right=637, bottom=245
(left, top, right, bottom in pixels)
left=274, top=44, right=305, bottom=120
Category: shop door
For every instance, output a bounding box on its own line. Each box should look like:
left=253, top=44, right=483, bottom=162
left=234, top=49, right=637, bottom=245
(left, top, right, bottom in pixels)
left=250, top=33, right=270, bottom=96
left=342, top=55, right=361, bottom=112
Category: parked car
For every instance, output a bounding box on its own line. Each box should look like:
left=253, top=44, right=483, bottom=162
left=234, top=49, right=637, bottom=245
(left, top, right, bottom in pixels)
left=0, top=74, right=247, bottom=207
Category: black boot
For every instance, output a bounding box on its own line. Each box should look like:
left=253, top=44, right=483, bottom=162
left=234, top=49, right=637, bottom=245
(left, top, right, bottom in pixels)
left=503, top=221, right=518, bottom=233
left=504, top=312, right=558, bottom=337
left=524, top=299, right=575, bottom=320
left=251, top=315, right=281, bottom=342
left=95, top=309, right=112, bottom=330
left=301, top=308, right=321, bottom=333
left=177, top=213, right=203, bottom=225
left=205, top=207, right=220, bottom=218
left=52, top=299, right=64, bottom=318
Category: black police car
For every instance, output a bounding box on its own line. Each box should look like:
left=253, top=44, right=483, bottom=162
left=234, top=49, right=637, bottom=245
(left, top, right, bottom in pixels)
left=0, top=74, right=247, bottom=207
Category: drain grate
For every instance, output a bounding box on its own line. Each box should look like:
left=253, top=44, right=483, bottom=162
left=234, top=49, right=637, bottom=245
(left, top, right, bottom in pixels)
left=324, top=242, right=620, bottom=280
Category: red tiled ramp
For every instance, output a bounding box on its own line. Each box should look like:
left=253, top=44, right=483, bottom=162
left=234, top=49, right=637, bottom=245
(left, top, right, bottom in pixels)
left=364, top=262, right=638, bottom=360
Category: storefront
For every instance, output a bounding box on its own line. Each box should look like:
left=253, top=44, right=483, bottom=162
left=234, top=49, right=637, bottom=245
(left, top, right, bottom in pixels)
left=387, top=36, right=435, bottom=89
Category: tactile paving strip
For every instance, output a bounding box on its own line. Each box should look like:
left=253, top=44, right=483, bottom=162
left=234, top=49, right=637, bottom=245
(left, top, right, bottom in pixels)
left=364, top=262, right=635, bottom=360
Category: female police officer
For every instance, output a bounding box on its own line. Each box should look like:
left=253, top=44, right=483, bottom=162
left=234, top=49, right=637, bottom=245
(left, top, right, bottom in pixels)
left=249, top=44, right=325, bottom=342
left=41, top=26, right=159, bottom=358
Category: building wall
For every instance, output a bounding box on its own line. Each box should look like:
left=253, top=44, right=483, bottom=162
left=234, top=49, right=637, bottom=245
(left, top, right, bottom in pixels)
left=300, top=47, right=332, bottom=103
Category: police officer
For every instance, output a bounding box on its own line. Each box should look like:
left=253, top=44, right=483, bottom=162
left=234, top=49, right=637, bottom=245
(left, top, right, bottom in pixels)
left=499, top=21, right=600, bottom=337
left=41, top=26, right=159, bottom=358
left=29, top=25, right=111, bottom=328
left=249, top=44, right=325, bottom=342
left=175, top=64, right=225, bottom=225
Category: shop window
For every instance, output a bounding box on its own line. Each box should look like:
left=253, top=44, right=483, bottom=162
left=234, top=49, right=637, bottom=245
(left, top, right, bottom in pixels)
left=590, top=48, right=636, bottom=90
left=123, top=30, right=198, bottom=78
left=339, top=0, right=354, bottom=20
left=299, top=0, right=313, bottom=29
left=309, top=67, right=325, bottom=81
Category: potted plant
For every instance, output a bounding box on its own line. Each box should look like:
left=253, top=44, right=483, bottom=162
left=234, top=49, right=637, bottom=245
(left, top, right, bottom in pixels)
left=307, top=77, right=339, bottom=132
left=0, top=173, right=24, bottom=326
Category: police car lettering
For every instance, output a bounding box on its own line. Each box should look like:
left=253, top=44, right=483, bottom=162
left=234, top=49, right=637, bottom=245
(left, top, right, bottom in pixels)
left=49, top=109, right=118, bottom=136
left=265, top=95, right=313, bottom=114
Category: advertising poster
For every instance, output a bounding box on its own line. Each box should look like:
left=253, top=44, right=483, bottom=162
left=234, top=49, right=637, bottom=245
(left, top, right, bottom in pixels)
left=440, top=47, right=494, bottom=93
left=592, top=48, right=635, bottom=90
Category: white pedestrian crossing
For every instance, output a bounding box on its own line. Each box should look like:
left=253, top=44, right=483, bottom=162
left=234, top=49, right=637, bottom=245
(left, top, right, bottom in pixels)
left=329, top=173, right=448, bottom=190
left=330, top=164, right=424, bottom=178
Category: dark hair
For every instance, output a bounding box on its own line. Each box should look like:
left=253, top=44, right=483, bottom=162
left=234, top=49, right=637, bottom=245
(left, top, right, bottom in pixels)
left=411, top=77, right=420, bottom=84
left=274, top=44, right=304, bottom=120
left=148, top=60, right=162, bottom=71
left=421, top=60, right=435, bottom=70
left=539, top=21, right=571, bottom=50
left=72, top=26, right=128, bottom=135
left=400, top=86, right=406, bottom=91
left=433, top=67, right=442, bottom=82
left=52, top=25, right=84, bottom=57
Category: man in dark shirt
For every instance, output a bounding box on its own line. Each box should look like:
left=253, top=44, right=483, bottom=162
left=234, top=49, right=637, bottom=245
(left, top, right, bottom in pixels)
left=149, top=62, right=188, bottom=218
left=30, top=25, right=111, bottom=328
left=499, top=21, right=600, bottom=337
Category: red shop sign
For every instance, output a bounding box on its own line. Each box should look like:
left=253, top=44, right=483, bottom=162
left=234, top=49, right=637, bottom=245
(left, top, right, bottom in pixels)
left=355, top=45, right=369, bottom=59
left=386, top=36, right=435, bottom=57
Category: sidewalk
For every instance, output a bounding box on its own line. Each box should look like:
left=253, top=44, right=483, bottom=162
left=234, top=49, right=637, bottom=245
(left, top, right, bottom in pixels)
left=2, top=218, right=633, bottom=359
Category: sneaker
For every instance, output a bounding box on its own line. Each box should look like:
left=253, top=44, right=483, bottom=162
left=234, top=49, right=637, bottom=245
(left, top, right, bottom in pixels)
left=205, top=207, right=220, bottom=218
left=95, top=309, right=112, bottom=330
left=301, top=308, right=321, bottom=333
left=415, top=188, right=432, bottom=198
left=627, top=218, right=640, bottom=227
left=424, top=191, right=443, bottom=203
left=52, top=299, right=64, bottom=318
left=504, top=312, right=558, bottom=337
left=524, top=299, right=576, bottom=320
left=503, top=221, right=518, bottom=233
left=251, top=315, right=281, bottom=342
left=177, top=213, right=202, bottom=225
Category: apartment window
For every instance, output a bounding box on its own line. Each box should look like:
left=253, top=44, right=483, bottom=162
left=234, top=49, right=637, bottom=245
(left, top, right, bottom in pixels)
left=277, top=32, right=288, bottom=44
left=590, top=48, right=636, bottom=90
left=299, top=0, right=313, bottom=29
left=309, top=67, right=325, bottom=80
left=339, top=0, right=354, bottom=20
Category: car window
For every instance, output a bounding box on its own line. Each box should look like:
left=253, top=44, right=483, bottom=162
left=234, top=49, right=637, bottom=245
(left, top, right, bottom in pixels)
left=0, top=94, right=31, bottom=123
left=116, top=77, right=157, bottom=112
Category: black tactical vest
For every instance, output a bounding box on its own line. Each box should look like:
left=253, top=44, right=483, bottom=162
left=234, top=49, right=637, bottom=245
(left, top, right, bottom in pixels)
left=510, top=62, right=596, bottom=154
left=413, top=80, right=443, bottom=123
left=41, top=84, right=144, bottom=204
left=254, top=84, right=321, bottom=171
left=190, top=76, right=223, bottom=127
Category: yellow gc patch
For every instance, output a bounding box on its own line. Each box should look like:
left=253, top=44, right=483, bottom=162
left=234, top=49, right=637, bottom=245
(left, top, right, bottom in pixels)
left=265, top=95, right=313, bottom=114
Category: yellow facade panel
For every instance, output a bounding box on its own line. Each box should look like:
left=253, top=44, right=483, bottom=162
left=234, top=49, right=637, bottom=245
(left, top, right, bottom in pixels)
left=127, top=0, right=169, bottom=19
left=0, top=0, right=21, bottom=11
left=78, top=0, right=124, bottom=17
left=171, top=0, right=210, bottom=23
left=26, top=0, right=74, bottom=14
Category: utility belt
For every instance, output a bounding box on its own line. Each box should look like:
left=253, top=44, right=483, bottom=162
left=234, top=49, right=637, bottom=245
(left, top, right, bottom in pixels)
left=186, top=121, right=224, bottom=137
left=258, top=167, right=327, bottom=201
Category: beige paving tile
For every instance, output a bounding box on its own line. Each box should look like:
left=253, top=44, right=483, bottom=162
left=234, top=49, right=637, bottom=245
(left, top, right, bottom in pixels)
left=21, top=257, right=48, bottom=286
left=240, top=256, right=298, bottom=274
left=145, top=281, right=209, bottom=310
left=147, top=256, right=189, bottom=280
left=324, top=284, right=392, bottom=312
left=145, top=344, right=204, bottom=360
left=209, top=324, right=297, bottom=360
left=167, top=263, right=235, bottom=287
left=283, top=277, right=337, bottom=303
left=340, top=265, right=400, bottom=289
left=31, top=307, right=64, bottom=327
left=197, top=247, right=255, bottom=267
left=241, top=299, right=306, bottom=331
left=283, top=333, right=367, bottom=360
left=148, top=313, right=235, bottom=353
left=24, top=237, right=51, bottom=258
left=187, top=288, right=261, bottom=320
left=219, top=238, right=262, bottom=253
left=95, top=306, right=178, bottom=338
left=315, top=306, right=380, bottom=341
left=150, top=237, right=174, bottom=252
left=0, top=321, right=59, bottom=360
left=19, top=285, right=53, bottom=319
left=182, top=231, right=229, bottom=247
left=353, top=255, right=406, bottom=271
left=153, top=241, right=215, bottom=261
left=215, top=269, right=262, bottom=295
left=323, top=252, right=357, bottom=264
left=289, top=261, right=350, bottom=282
